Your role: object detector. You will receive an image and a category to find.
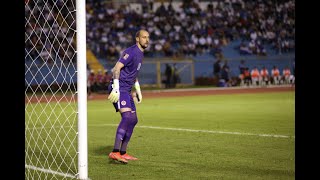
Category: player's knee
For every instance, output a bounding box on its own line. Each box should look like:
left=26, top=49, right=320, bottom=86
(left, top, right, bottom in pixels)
left=121, top=111, right=138, bottom=125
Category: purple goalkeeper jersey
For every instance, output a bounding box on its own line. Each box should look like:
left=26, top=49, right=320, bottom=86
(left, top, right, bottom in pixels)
left=117, top=44, right=143, bottom=92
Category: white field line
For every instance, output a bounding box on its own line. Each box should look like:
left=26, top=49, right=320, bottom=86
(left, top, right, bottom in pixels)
left=26, top=124, right=294, bottom=139
left=99, top=124, right=294, bottom=139
left=25, top=164, right=76, bottom=179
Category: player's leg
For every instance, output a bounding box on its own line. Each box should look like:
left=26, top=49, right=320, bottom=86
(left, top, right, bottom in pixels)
left=252, top=77, right=257, bottom=86
left=108, top=109, right=130, bottom=164
left=239, top=74, right=244, bottom=87
left=258, top=76, right=262, bottom=86
left=290, top=75, right=295, bottom=85
left=108, top=91, right=133, bottom=164
left=119, top=111, right=138, bottom=160
left=272, top=76, right=277, bottom=85
left=119, top=95, right=138, bottom=160
left=261, top=77, right=264, bottom=86
left=286, top=76, right=290, bottom=84
left=266, top=76, right=270, bottom=86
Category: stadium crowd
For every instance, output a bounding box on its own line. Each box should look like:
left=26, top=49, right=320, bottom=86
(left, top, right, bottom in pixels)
left=25, top=0, right=295, bottom=64
left=25, top=0, right=76, bottom=64
left=86, top=0, right=295, bottom=61
left=25, top=0, right=295, bottom=90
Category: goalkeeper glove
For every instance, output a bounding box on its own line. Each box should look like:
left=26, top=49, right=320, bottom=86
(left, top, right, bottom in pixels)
left=108, top=79, right=120, bottom=103
left=135, top=81, right=142, bottom=103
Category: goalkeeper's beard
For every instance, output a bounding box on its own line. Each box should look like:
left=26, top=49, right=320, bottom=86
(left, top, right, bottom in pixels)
left=139, top=42, right=148, bottom=49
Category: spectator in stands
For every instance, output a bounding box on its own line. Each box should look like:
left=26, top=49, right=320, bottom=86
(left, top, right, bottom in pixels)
left=239, top=41, right=252, bottom=55
left=155, top=2, right=167, bottom=16
left=25, top=1, right=76, bottom=62
left=163, top=40, right=173, bottom=56
left=248, top=40, right=257, bottom=55
left=106, top=45, right=120, bottom=62
left=256, top=40, right=267, bottom=56
left=211, top=36, right=223, bottom=57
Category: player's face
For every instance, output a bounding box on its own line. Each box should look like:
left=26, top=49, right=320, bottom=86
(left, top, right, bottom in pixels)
left=137, top=31, right=149, bottom=49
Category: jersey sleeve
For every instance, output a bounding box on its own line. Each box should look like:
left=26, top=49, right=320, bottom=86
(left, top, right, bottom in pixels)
left=118, top=50, right=133, bottom=66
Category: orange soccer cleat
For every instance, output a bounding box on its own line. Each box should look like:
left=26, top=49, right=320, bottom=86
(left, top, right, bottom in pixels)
left=108, top=152, right=128, bottom=164
left=121, top=153, right=138, bottom=161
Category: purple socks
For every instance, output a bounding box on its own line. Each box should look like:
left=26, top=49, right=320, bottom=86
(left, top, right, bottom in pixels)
left=113, top=111, right=138, bottom=152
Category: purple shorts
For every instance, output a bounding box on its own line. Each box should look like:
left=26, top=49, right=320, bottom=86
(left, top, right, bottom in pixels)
left=108, top=84, right=136, bottom=112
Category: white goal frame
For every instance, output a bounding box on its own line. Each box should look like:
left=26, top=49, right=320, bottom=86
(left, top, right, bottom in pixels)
left=25, top=0, right=88, bottom=179
left=76, top=0, right=88, bottom=179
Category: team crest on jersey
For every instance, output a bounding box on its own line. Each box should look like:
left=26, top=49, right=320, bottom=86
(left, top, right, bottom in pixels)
left=121, top=100, right=126, bottom=106
left=123, top=53, right=129, bottom=60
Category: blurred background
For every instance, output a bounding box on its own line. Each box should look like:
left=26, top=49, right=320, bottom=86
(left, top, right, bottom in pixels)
left=25, top=0, right=295, bottom=92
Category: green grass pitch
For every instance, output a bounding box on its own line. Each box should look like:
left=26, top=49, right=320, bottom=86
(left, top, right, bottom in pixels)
left=25, top=91, right=295, bottom=179
left=88, top=91, right=294, bottom=179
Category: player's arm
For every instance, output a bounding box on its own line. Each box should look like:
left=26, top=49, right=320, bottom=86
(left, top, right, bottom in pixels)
left=112, top=62, right=124, bottom=79
left=134, top=78, right=142, bottom=103
left=108, top=62, right=124, bottom=103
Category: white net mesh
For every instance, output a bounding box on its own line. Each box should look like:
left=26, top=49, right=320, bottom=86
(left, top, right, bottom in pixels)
left=25, top=0, right=78, bottom=179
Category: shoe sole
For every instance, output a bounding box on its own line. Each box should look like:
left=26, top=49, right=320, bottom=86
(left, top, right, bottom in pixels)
left=109, top=155, right=128, bottom=164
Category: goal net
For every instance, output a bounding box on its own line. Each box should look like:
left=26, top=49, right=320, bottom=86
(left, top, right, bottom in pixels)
left=25, top=0, right=88, bottom=179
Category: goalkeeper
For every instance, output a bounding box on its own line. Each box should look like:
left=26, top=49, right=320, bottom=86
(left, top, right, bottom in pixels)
left=107, top=30, right=149, bottom=164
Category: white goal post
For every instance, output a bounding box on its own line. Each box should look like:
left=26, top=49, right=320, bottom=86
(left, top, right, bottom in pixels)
left=25, top=0, right=88, bottom=179
left=76, top=0, right=88, bottom=179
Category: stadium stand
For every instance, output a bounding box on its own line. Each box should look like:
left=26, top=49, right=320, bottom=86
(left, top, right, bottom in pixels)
left=25, top=0, right=295, bottom=87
